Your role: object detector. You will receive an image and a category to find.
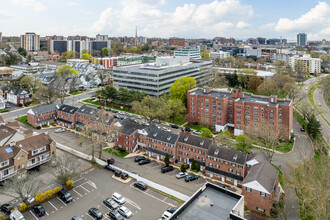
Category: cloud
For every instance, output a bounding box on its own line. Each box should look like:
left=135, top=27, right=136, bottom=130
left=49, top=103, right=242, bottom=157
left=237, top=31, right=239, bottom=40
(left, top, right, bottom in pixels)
left=0, top=10, right=15, bottom=18
left=236, top=21, right=250, bottom=29
left=11, top=0, right=46, bottom=11
left=67, top=2, right=80, bottom=7
left=259, top=22, right=276, bottom=30
left=88, top=0, right=253, bottom=38
left=274, top=1, right=330, bottom=32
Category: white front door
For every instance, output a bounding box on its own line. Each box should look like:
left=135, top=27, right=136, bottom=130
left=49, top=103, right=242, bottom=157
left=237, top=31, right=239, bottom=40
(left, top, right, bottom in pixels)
left=234, top=179, right=237, bottom=186
left=157, top=155, right=159, bottom=160
left=210, top=172, right=213, bottom=178
left=222, top=176, right=225, bottom=182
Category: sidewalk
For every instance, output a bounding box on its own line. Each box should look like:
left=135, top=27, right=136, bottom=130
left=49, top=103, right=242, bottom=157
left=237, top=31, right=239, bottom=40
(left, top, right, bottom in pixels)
left=56, top=142, right=190, bottom=201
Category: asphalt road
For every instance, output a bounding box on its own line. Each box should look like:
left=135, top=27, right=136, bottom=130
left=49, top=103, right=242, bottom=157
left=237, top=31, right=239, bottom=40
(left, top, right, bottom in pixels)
left=0, top=91, right=95, bottom=121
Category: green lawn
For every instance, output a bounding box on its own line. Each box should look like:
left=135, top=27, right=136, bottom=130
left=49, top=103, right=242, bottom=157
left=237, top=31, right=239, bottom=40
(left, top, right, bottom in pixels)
left=82, top=99, right=137, bottom=114
left=168, top=114, right=185, bottom=126
left=272, top=164, right=284, bottom=188
left=293, top=109, right=308, bottom=128
left=275, top=141, right=293, bottom=153
left=103, top=147, right=129, bottom=158
left=15, top=115, right=34, bottom=128
left=0, top=109, right=9, bottom=113
left=70, top=91, right=83, bottom=95
left=186, top=124, right=209, bottom=131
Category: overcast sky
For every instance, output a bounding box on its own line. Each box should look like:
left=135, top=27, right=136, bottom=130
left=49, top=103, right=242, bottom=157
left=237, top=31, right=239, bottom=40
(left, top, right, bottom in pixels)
left=0, top=0, right=329, bottom=41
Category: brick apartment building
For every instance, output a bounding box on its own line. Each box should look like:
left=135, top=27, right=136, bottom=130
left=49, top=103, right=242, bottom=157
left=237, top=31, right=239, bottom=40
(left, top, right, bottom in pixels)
left=75, top=105, right=97, bottom=128
left=56, top=105, right=79, bottom=129
left=169, top=37, right=185, bottom=47
left=186, top=87, right=293, bottom=139
left=0, top=133, right=56, bottom=182
left=114, top=118, right=281, bottom=215
left=27, top=104, right=58, bottom=127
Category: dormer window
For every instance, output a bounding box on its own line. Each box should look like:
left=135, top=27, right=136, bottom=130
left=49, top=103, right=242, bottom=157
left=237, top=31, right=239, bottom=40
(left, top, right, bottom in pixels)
left=167, top=136, right=171, bottom=141
left=184, top=137, right=188, bottom=142
left=200, top=141, right=204, bottom=146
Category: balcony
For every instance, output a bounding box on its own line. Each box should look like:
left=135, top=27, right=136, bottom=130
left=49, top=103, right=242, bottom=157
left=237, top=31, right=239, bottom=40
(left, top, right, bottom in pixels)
left=27, top=156, right=51, bottom=169
left=0, top=171, right=17, bottom=182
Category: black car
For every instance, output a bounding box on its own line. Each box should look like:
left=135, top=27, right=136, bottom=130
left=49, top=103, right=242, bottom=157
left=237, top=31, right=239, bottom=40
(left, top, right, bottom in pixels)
left=106, top=108, right=111, bottom=111
left=114, top=169, right=122, bottom=177
left=171, top=124, right=179, bottom=129
left=161, top=165, right=174, bottom=173
left=0, top=204, right=13, bottom=214
left=134, top=156, right=146, bottom=162
left=107, top=158, right=115, bottom=165
left=121, top=172, right=129, bottom=180
left=138, top=159, right=151, bottom=165
left=167, top=206, right=177, bottom=214
left=300, top=127, right=305, bottom=132
left=33, top=205, right=45, bottom=217
left=112, top=110, right=118, bottom=113
left=109, top=210, right=124, bottom=220
left=103, top=198, right=119, bottom=210
left=185, top=127, right=191, bottom=132
left=185, top=174, right=198, bottom=182
left=104, top=165, right=116, bottom=172
left=88, top=208, right=103, bottom=219
left=58, top=189, right=73, bottom=203
left=133, top=181, right=148, bottom=190
left=113, top=115, right=119, bottom=119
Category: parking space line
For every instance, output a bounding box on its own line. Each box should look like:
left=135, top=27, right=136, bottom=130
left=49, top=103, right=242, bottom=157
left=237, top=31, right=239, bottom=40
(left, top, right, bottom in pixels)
left=29, top=210, right=39, bottom=220
left=45, top=212, right=49, bottom=216
left=56, top=197, right=68, bottom=206
left=48, top=201, right=58, bottom=210
left=80, top=185, right=90, bottom=193
left=73, top=188, right=83, bottom=197
left=102, top=203, right=111, bottom=210
left=74, top=176, right=85, bottom=183
left=85, top=213, right=94, bottom=220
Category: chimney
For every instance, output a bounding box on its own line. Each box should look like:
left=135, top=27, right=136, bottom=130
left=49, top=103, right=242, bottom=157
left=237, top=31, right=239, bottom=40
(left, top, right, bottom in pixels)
left=203, top=87, right=212, bottom=94
left=212, top=136, right=217, bottom=145
left=270, top=95, right=278, bottom=103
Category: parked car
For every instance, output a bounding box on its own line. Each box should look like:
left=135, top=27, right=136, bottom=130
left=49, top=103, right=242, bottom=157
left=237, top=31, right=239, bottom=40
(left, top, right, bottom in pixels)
left=300, top=127, right=305, bottom=132
left=127, top=113, right=133, bottom=117
left=71, top=216, right=83, bottom=220
left=134, top=156, right=146, bottom=162
left=109, top=210, right=124, bottom=220
left=133, top=119, right=138, bottom=123
left=167, top=206, right=177, bottom=214
left=103, top=198, right=119, bottom=210
left=88, top=208, right=103, bottom=219
left=121, top=172, right=129, bottom=180
left=161, top=211, right=172, bottom=219
left=142, top=122, right=150, bottom=126
left=135, top=115, right=142, bottom=119
left=161, top=165, right=174, bottom=173
left=107, top=158, right=115, bottom=165
left=104, top=165, right=116, bottom=172
left=33, top=205, right=45, bottom=217
left=112, top=192, right=126, bottom=204
left=171, top=124, right=179, bottom=129
left=193, top=130, right=201, bottom=135
left=58, top=189, right=73, bottom=203
left=185, top=174, right=198, bottom=182
left=185, top=127, right=191, bottom=132
left=113, top=115, right=119, bottom=119
left=175, top=172, right=188, bottom=179
left=10, top=210, right=25, bottom=220
left=133, top=181, right=148, bottom=190
left=112, top=109, right=118, bottom=113
left=138, top=159, right=151, bottom=165
left=1, top=204, right=13, bottom=214
left=152, top=119, right=160, bottom=123
left=55, top=128, right=66, bottom=133
left=89, top=98, right=96, bottom=101
left=5, top=103, right=10, bottom=108
left=114, top=170, right=122, bottom=177
left=97, top=106, right=104, bottom=109
left=118, top=206, right=133, bottom=218
left=106, top=108, right=111, bottom=111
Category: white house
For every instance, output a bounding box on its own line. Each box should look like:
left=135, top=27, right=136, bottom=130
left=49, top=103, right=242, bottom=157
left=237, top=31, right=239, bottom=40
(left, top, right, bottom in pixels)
left=0, top=95, right=6, bottom=109
left=6, top=87, right=31, bottom=105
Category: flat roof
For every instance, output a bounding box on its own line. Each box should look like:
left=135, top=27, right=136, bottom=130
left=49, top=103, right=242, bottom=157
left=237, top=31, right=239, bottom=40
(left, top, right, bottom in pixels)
left=170, top=183, right=245, bottom=220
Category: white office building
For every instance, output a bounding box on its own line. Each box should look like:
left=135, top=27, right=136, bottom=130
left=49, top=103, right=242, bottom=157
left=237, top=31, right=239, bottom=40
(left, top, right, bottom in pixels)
left=289, top=54, right=321, bottom=74
left=174, top=46, right=201, bottom=60
left=96, top=34, right=108, bottom=41
left=113, top=56, right=212, bottom=96
left=210, top=51, right=230, bottom=59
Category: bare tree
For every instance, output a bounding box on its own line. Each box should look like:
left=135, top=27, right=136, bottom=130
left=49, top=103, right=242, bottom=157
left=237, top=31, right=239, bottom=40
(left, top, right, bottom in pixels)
left=0, top=174, right=41, bottom=204
left=50, top=153, right=80, bottom=186
left=259, top=123, right=283, bottom=162
left=295, top=100, right=317, bottom=121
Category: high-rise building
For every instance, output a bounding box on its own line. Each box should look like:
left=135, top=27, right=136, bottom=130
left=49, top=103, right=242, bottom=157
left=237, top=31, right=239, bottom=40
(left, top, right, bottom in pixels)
left=20, top=32, right=40, bottom=51
left=50, top=40, right=68, bottom=55
left=289, top=54, right=321, bottom=74
left=174, top=46, right=201, bottom=60
left=96, top=34, right=108, bottom=41
left=297, top=33, right=307, bottom=47
left=257, top=37, right=266, bottom=45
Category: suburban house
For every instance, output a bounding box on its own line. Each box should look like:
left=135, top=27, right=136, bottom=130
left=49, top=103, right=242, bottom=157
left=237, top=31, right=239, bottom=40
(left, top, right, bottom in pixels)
left=6, top=86, right=31, bottom=105
left=56, top=104, right=78, bottom=129
left=27, top=104, right=58, bottom=128
left=0, top=133, right=56, bottom=182
left=0, top=125, right=25, bottom=146
left=0, top=95, right=6, bottom=109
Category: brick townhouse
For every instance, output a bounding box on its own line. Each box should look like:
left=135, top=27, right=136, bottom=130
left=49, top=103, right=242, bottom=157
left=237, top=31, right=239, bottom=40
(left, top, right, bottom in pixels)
left=56, top=105, right=79, bottom=129
left=27, top=104, right=58, bottom=128
left=75, top=105, right=97, bottom=128
left=187, top=87, right=293, bottom=139
left=0, top=133, right=56, bottom=182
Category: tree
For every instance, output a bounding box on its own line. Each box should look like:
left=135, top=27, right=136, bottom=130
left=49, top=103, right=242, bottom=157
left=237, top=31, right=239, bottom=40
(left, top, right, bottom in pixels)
left=283, top=82, right=299, bottom=100
left=132, top=96, right=170, bottom=121
left=235, top=134, right=252, bottom=153
left=20, top=75, right=43, bottom=93
left=81, top=49, right=88, bottom=54
left=180, top=163, right=189, bottom=172
left=62, top=51, right=77, bottom=60
left=225, top=73, right=238, bottom=87
left=272, top=73, right=295, bottom=88
left=3, top=52, right=21, bottom=65
left=18, top=47, right=27, bottom=57
left=167, top=98, right=186, bottom=122
left=200, top=128, right=213, bottom=138
left=247, top=76, right=262, bottom=92
left=307, top=114, right=321, bottom=139
left=191, top=158, right=196, bottom=170
left=0, top=174, right=41, bottom=204
left=296, top=100, right=316, bottom=121
left=96, top=69, right=109, bottom=86
left=294, top=60, right=309, bottom=83
left=101, top=48, right=109, bottom=57
left=50, top=154, right=79, bottom=186
left=34, top=84, right=58, bottom=104
left=169, top=77, right=196, bottom=105
left=260, top=123, right=282, bottom=162
left=319, top=75, right=330, bottom=106
left=81, top=53, right=93, bottom=62
left=56, top=65, right=78, bottom=104
left=256, top=80, right=280, bottom=96
left=216, top=130, right=235, bottom=148
left=164, top=153, right=170, bottom=166
left=200, top=49, right=209, bottom=60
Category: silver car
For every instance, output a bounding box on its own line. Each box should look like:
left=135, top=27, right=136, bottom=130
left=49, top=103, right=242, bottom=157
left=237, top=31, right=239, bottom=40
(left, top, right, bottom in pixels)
left=176, top=172, right=188, bottom=179
left=118, top=206, right=132, bottom=218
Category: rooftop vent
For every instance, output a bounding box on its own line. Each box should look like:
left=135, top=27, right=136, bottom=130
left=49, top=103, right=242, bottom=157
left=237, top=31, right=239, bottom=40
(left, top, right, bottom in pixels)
left=215, top=149, right=219, bottom=155
left=167, top=136, right=171, bottom=141
left=81, top=108, right=85, bottom=112
left=184, top=137, right=188, bottom=142
left=233, top=155, right=238, bottom=161
left=153, top=133, right=158, bottom=137
left=200, top=141, right=204, bottom=146
left=70, top=109, right=74, bottom=112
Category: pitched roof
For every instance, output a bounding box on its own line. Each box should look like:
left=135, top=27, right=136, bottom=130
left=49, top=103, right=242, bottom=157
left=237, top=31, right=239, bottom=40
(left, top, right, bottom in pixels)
left=0, top=146, right=15, bottom=162
left=177, top=133, right=213, bottom=150
left=28, top=104, right=57, bottom=115
left=15, top=133, right=53, bottom=152
left=207, top=145, right=247, bottom=165
left=145, top=125, right=179, bottom=145
left=243, top=161, right=279, bottom=194
left=0, top=125, right=16, bottom=141
left=247, top=151, right=269, bottom=165
left=77, top=105, right=97, bottom=116
left=117, top=118, right=146, bottom=135
left=5, top=121, right=20, bottom=130
left=7, top=86, right=30, bottom=96
left=58, top=104, right=78, bottom=114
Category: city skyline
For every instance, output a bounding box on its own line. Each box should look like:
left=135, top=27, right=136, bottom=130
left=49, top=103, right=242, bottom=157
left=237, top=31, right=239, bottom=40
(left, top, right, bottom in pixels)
left=0, top=0, right=329, bottom=40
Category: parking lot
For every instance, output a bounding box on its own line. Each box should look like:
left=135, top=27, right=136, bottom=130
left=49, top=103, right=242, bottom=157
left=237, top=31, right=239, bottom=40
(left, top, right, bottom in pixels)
left=19, top=163, right=180, bottom=220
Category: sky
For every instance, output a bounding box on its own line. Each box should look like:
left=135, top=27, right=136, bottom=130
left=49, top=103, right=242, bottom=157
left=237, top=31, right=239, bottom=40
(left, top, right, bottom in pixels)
left=0, top=0, right=329, bottom=41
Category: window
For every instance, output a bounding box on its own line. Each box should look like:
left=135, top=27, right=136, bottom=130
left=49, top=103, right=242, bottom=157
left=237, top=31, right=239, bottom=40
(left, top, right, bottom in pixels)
left=237, top=105, right=241, bottom=109
left=270, top=110, right=274, bottom=114
left=254, top=117, right=259, bottom=121
left=0, top=160, right=9, bottom=167
left=261, top=108, right=264, bottom=112
left=236, top=171, right=241, bottom=176
left=260, top=192, right=266, bottom=197
left=257, top=207, right=265, bottom=212
left=3, top=169, right=9, bottom=176
left=205, top=99, right=209, bottom=103
left=246, top=111, right=250, bottom=115
left=228, top=168, right=233, bottom=172
left=218, top=112, right=221, bottom=116
left=238, top=164, right=243, bottom=169
left=254, top=107, right=258, bottom=111
left=216, top=164, right=219, bottom=168
left=237, top=115, right=241, bottom=119
left=191, top=98, right=194, bottom=101
left=226, top=177, right=233, bottom=182
left=254, top=112, right=258, bottom=116
left=246, top=105, right=250, bottom=110
left=229, top=100, right=232, bottom=104
left=32, top=150, right=39, bottom=155
left=246, top=187, right=252, bottom=192
left=246, top=116, right=250, bottom=120
left=231, top=163, right=236, bottom=167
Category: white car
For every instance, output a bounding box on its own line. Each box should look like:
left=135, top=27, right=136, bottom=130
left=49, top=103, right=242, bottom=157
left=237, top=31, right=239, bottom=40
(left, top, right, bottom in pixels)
left=193, top=130, right=201, bottom=135
left=118, top=206, right=132, bottom=218
left=161, top=211, right=172, bottom=219
left=135, top=115, right=142, bottom=119
left=127, top=113, right=133, bottom=117
left=55, top=128, right=66, bottom=133
left=112, top=192, right=126, bottom=204
left=176, top=172, right=188, bottom=179
left=163, top=128, right=171, bottom=132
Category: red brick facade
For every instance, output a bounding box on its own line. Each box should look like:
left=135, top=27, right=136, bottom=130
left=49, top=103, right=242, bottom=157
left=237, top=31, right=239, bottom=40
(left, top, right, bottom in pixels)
left=27, top=109, right=56, bottom=128
left=169, top=38, right=185, bottom=47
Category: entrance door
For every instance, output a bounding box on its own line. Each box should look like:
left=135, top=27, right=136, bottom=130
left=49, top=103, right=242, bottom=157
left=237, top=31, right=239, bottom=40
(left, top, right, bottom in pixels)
left=234, top=179, right=237, bottom=186
left=222, top=176, right=225, bottom=182
left=210, top=172, right=213, bottom=178
left=157, top=155, right=159, bottom=160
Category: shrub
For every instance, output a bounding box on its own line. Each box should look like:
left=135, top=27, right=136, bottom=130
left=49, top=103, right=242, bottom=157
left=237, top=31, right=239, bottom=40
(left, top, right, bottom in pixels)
left=164, top=153, right=170, bottom=166
left=54, top=187, right=60, bottom=194
left=19, top=203, right=27, bottom=212
left=191, top=158, right=196, bottom=170
left=200, top=128, right=213, bottom=138
left=35, top=193, right=46, bottom=204
left=195, top=163, right=200, bottom=172
left=180, top=163, right=189, bottom=172
left=18, top=103, right=23, bottom=107
left=66, top=180, right=74, bottom=189
left=45, top=190, right=52, bottom=200
left=36, top=126, right=41, bottom=129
